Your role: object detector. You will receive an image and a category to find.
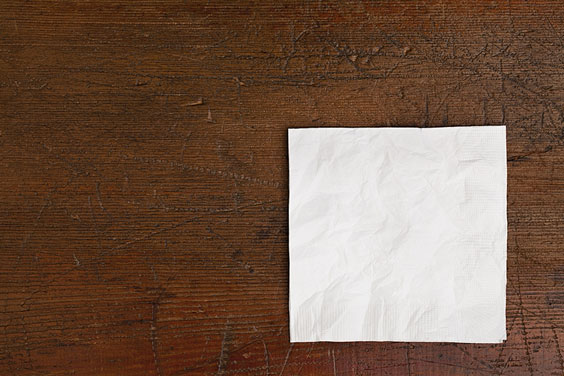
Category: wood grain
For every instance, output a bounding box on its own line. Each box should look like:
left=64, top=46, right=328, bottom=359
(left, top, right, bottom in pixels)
left=1, top=1, right=563, bottom=375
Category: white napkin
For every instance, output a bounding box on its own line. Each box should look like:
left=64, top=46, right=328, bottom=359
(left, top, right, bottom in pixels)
left=288, top=126, right=507, bottom=343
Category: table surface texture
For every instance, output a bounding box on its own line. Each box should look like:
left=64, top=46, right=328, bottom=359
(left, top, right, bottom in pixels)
left=1, top=1, right=563, bottom=375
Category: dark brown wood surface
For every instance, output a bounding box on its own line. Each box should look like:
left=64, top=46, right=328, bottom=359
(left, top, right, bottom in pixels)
left=1, top=1, right=563, bottom=375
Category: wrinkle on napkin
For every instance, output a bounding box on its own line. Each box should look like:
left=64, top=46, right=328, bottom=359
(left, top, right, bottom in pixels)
left=288, top=126, right=507, bottom=343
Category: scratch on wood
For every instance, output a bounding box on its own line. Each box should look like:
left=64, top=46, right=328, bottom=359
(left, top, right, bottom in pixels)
left=323, top=38, right=365, bottom=74
left=507, top=145, right=553, bottom=162
left=206, top=226, right=254, bottom=273
left=216, top=327, right=232, bottom=375
left=261, top=338, right=270, bottom=376
left=423, top=94, right=429, bottom=127
left=282, top=22, right=315, bottom=73
left=405, top=344, right=412, bottom=376
left=122, top=153, right=282, bottom=188
left=179, top=131, right=192, bottom=161
left=412, top=357, right=490, bottom=373
left=150, top=300, right=162, bottom=376
left=515, top=239, right=535, bottom=376
left=552, top=326, right=564, bottom=372
left=294, top=343, right=314, bottom=375
left=234, top=77, right=252, bottom=129
left=452, top=344, right=495, bottom=371
left=95, top=182, right=112, bottom=221
left=181, top=97, right=203, bottom=106
left=482, top=97, right=488, bottom=125
left=207, top=107, right=214, bottom=123
left=20, top=196, right=50, bottom=261
left=278, top=343, right=293, bottom=376
left=95, top=182, right=105, bottom=211
left=494, top=316, right=517, bottom=373
left=87, top=196, right=104, bottom=258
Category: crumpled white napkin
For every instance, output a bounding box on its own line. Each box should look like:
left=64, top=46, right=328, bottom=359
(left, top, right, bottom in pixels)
left=288, top=126, right=506, bottom=343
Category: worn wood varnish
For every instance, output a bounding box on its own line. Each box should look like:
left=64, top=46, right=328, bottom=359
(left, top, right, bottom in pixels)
left=1, top=1, right=563, bottom=375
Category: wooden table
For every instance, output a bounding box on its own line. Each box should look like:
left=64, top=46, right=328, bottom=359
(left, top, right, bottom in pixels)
left=1, top=1, right=563, bottom=375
